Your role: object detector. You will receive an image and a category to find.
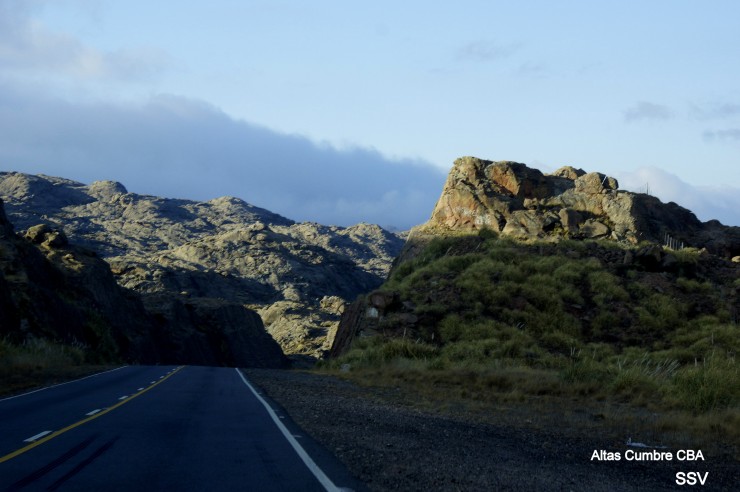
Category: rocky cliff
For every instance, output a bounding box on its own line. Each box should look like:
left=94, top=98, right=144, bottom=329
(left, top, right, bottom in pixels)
left=0, top=198, right=287, bottom=367
left=403, top=156, right=739, bottom=259
left=1, top=199, right=156, bottom=362
left=0, top=172, right=404, bottom=359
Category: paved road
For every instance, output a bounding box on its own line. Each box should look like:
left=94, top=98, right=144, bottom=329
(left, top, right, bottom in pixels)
left=0, top=366, right=360, bottom=491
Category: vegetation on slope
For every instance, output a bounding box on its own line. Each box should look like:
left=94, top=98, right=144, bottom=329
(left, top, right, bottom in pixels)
left=0, top=337, right=116, bottom=397
left=323, top=230, right=740, bottom=446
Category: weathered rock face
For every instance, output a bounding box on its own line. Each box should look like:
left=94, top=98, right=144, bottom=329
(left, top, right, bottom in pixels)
left=141, top=294, right=287, bottom=367
left=0, top=172, right=404, bottom=358
left=1, top=198, right=152, bottom=361
left=0, top=198, right=287, bottom=367
left=417, top=157, right=739, bottom=257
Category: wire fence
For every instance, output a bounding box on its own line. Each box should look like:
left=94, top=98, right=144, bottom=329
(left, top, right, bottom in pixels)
left=637, top=182, right=651, bottom=195
left=664, top=233, right=684, bottom=250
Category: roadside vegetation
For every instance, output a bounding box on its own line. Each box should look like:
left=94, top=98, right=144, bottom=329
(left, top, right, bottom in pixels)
left=0, top=337, right=114, bottom=397
left=321, top=231, right=740, bottom=449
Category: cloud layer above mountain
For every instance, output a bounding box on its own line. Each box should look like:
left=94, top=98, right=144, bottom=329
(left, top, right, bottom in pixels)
left=0, top=84, right=445, bottom=229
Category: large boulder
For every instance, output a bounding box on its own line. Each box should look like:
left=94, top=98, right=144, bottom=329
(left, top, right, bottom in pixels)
left=574, top=172, right=619, bottom=194
left=24, top=224, right=69, bottom=248
left=414, top=156, right=739, bottom=257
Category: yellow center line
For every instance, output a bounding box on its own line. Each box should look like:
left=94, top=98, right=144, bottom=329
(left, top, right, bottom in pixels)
left=0, top=366, right=185, bottom=464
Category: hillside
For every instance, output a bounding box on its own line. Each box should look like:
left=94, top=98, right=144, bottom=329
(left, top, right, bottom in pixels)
left=328, top=157, right=739, bottom=449
left=0, top=172, right=404, bottom=360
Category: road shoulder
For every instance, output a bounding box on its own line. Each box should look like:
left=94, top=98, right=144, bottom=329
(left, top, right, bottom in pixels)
left=244, top=369, right=737, bottom=492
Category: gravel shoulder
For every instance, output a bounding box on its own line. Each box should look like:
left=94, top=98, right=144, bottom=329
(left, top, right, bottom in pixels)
left=244, top=368, right=737, bottom=492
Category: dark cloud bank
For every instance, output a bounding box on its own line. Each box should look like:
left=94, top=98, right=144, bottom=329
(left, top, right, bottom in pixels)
left=0, top=85, right=446, bottom=229
left=1, top=84, right=736, bottom=229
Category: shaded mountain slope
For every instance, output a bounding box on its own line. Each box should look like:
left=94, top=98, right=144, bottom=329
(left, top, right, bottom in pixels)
left=0, top=172, right=404, bottom=358
left=0, top=198, right=287, bottom=368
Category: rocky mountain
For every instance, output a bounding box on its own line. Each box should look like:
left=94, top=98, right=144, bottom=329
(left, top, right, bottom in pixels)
left=331, top=156, right=739, bottom=356
left=0, top=199, right=287, bottom=367
left=400, top=156, right=739, bottom=261
left=0, top=172, right=404, bottom=360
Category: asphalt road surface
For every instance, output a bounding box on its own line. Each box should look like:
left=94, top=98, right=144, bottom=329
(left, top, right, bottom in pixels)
left=0, top=365, right=361, bottom=491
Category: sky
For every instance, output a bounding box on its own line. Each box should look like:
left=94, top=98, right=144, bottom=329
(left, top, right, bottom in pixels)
left=0, top=0, right=738, bottom=229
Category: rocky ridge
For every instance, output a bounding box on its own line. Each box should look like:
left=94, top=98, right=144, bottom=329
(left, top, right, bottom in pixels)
left=406, top=156, right=739, bottom=259
left=0, top=172, right=404, bottom=358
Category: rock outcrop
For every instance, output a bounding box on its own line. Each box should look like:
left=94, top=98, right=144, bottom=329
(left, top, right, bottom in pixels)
left=0, top=198, right=154, bottom=361
left=410, top=157, right=739, bottom=258
left=0, top=198, right=287, bottom=367
left=0, top=172, right=404, bottom=359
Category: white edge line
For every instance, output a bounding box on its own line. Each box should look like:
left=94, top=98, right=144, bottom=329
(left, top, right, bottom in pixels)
left=235, top=368, right=340, bottom=492
left=24, top=430, right=52, bottom=442
left=0, top=366, right=128, bottom=403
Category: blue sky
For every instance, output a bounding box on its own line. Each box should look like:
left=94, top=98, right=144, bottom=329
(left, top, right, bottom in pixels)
left=1, top=0, right=738, bottom=228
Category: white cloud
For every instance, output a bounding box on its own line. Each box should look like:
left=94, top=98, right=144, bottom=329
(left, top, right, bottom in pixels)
left=0, top=0, right=166, bottom=81
left=616, top=167, right=740, bottom=226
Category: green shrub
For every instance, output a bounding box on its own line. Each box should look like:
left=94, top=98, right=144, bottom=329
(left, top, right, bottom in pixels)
left=672, top=248, right=701, bottom=266
left=588, top=270, right=629, bottom=305
left=591, top=311, right=621, bottom=339
left=676, top=277, right=712, bottom=294
left=477, top=227, right=499, bottom=240
left=635, top=294, right=687, bottom=334
left=541, top=331, right=582, bottom=353
left=519, top=279, right=562, bottom=311
left=390, top=261, right=415, bottom=282
left=441, top=339, right=500, bottom=363
left=486, top=244, right=520, bottom=264
left=438, top=316, right=507, bottom=343
left=556, top=239, right=588, bottom=254
left=667, top=358, right=739, bottom=412
left=0, top=337, right=86, bottom=377
left=338, top=338, right=439, bottom=368
left=560, top=356, right=607, bottom=385
left=584, top=343, right=616, bottom=362
left=669, top=322, right=740, bottom=359
left=609, top=367, right=659, bottom=400
left=423, top=237, right=461, bottom=261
